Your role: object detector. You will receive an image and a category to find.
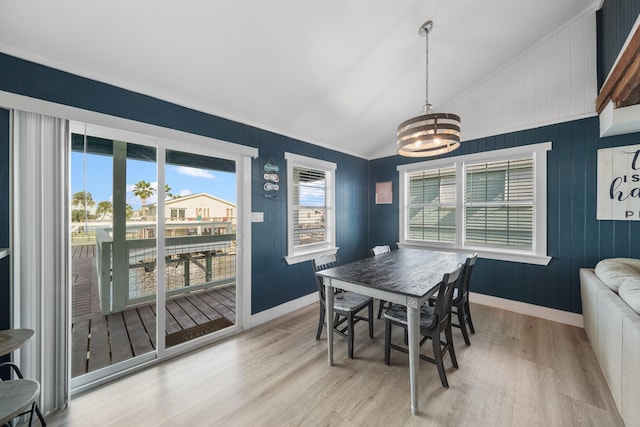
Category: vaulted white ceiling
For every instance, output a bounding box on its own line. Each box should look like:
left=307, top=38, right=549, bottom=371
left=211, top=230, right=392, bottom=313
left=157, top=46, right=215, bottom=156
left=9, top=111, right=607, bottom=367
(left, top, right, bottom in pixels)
left=0, top=0, right=601, bottom=159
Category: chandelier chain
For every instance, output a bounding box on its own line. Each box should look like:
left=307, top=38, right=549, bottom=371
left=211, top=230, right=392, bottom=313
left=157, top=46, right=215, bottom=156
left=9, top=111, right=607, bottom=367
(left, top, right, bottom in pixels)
left=425, top=25, right=430, bottom=113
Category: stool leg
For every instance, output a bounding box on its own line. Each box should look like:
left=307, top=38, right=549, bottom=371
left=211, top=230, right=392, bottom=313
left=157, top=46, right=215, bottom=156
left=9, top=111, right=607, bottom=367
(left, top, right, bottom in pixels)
left=26, top=402, right=36, bottom=427
left=35, top=403, right=46, bottom=426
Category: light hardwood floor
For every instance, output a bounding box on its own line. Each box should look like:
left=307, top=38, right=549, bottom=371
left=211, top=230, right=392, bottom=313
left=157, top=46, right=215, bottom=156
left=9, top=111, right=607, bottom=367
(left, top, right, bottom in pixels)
left=47, top=303, right=624, bottom=427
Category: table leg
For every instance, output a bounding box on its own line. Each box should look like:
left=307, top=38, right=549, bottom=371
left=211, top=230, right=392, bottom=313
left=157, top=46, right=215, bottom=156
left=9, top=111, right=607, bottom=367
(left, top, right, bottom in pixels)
left=407, top=305, right=420, bottom=415
left=326, top=283, right=334, bottom=366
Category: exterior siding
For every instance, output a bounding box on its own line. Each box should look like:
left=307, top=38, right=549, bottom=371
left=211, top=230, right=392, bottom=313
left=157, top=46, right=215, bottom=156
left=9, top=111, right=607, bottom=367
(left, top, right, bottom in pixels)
left=148, top=193, right=236, bottom=222
left=369, top=117, right=640, bottom=314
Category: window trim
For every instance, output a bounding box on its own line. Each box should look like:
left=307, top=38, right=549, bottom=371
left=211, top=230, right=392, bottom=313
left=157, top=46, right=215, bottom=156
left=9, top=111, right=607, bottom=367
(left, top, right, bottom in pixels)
left=397, top=142, right=552, bottom=265
left=284, top=152, right=337, bottom=265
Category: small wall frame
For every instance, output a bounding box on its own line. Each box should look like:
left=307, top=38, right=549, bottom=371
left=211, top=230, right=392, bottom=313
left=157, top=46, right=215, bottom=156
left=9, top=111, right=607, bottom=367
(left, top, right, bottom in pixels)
left=375, top=181, right=392, bottom=204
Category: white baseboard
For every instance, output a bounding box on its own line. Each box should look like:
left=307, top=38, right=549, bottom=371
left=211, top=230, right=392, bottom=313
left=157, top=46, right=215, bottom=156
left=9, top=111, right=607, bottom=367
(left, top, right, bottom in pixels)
left=250, top=292, right=318, bottom=328
left=248, top=291, right=583, bottom=330
left=470, top=292, right=584, bottom=328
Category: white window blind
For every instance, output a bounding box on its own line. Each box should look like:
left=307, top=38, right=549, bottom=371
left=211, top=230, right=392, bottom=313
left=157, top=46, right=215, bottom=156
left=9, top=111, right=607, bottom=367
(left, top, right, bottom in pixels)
left=284, top=152, right=336, bottom=265
left=293, top=166, right=329, bottom=248
left=464, top=157, right=534, bottom=249
left=407, top=166, right=456, bottom=242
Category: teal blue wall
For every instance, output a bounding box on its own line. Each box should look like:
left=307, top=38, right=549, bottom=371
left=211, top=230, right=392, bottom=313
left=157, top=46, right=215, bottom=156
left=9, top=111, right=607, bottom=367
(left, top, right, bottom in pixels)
left=0, top=53, right=369, bottom=317
left=369, top=117, right=640, bottom=313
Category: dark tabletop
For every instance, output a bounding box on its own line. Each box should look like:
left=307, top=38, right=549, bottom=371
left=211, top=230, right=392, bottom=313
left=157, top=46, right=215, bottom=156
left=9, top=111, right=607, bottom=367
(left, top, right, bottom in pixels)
left=316, top=248, right=470, bottom=298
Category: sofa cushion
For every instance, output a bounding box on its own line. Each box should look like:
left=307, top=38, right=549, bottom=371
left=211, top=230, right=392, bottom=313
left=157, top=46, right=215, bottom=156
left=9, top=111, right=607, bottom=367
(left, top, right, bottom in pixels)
left=619, top=280, right=640, bottom=315
left=595, top=258, right=640, bottom=293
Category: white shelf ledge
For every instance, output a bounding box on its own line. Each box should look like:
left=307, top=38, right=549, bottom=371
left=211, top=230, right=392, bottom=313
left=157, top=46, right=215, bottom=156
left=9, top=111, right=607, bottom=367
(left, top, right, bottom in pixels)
left=0, top=248, right=9, bottom=260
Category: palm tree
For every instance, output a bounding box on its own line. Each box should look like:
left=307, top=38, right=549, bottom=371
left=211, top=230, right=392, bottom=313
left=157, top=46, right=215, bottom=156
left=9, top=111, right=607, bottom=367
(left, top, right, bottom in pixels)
left=126, top=203, right=133, bottom=220
left=71, top=209, right=85, bottom=223
left=132, top=180, right=154, bottom=219
left=96, top=201, right=113, bottom=220
left=165, top=184, right=174, bottom=199
left=72, top=191, right=95, bottom=233
left=72, top=191, right=95, bottom=210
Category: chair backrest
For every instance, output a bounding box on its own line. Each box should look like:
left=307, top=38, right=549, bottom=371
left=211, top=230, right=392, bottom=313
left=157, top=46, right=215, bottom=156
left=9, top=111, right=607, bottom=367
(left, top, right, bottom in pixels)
left=370, top=245, right=391, bottom=256
left=433, top=265, right=464, bottom=328
left=312, top=253, right=339, bottom=305
left=454, top=254, right=478, bottom=304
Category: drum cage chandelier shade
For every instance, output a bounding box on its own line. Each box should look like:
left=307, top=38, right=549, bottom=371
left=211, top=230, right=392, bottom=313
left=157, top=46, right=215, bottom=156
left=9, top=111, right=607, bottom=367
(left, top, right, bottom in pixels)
left=397, top=21, right=461, bottom=157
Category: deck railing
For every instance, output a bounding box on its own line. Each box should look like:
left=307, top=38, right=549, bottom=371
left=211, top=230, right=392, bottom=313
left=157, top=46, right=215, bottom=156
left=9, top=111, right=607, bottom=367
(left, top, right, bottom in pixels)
left=96, top=223, right=236, bottom=314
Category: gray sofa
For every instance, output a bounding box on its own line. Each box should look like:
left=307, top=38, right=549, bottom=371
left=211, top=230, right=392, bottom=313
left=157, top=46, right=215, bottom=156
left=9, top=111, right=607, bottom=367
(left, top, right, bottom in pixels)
left=580, top=258, right=640, bottom=427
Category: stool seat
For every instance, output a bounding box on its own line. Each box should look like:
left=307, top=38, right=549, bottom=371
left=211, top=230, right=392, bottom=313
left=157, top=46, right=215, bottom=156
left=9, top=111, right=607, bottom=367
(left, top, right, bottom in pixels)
left=0, top=379, right=40, bottom=424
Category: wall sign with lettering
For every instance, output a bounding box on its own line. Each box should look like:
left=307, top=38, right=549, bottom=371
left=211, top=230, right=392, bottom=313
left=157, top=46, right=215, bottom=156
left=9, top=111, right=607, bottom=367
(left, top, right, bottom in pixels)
left=597, top=144, right=640, bottom=220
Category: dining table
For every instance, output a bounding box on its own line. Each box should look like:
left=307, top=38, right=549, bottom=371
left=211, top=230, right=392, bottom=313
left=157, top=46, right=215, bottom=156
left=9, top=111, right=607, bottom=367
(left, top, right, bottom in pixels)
left=315, top=248, right=470, bottom=415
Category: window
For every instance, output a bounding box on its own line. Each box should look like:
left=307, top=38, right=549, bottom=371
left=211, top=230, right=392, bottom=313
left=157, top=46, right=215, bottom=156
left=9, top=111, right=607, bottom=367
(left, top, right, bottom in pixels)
left=284, top=152, right=337, bottom=265
left=398, top=142, right=552, bottom=265
left=465, top=158, right=533, bottom=249
left=170, top=208, right=186, bottom=220
left=407, top=165, right=456, bottom=243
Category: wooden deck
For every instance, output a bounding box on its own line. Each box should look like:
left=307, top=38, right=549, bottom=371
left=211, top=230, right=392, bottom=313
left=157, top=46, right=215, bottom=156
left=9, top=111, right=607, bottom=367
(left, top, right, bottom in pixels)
left=72, top=244, right=236, bottom=377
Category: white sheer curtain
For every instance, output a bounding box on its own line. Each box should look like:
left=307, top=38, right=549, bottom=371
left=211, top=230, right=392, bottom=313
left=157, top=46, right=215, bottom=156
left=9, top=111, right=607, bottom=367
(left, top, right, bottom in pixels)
left=12, top=110, right=69, bottom=413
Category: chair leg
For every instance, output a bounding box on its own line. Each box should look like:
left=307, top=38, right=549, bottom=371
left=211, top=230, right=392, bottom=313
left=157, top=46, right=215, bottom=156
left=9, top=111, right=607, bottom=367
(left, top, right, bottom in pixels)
left=465, top=302, right=476, bottom=334
left=316, top=304, right=325, bottom=340
left=445, top=325, right=458, bottom=369
left=377, top=300, right=386, bottom=319
left=432, top=331, right=449, bottom=388
left=347, top=314, right=355, bottom=359
left=457, top=304, right=471, bottom=345
left=384, top=319, right=392, bottom=365
left=368, top=302, right=374, bottom=339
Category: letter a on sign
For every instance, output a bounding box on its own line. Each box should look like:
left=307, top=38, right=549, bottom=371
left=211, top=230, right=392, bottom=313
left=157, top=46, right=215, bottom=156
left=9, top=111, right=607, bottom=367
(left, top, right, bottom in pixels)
left=597, top=144, right=640, bottom=220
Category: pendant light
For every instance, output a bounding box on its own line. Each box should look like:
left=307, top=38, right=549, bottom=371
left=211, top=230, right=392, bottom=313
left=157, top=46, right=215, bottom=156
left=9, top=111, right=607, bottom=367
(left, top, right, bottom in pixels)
left=397, top=21, right=461, bottom=157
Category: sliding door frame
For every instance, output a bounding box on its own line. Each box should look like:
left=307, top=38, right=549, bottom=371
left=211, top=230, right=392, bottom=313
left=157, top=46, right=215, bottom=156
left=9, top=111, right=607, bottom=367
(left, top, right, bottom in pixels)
left=0, top=90, right=257, bottom=395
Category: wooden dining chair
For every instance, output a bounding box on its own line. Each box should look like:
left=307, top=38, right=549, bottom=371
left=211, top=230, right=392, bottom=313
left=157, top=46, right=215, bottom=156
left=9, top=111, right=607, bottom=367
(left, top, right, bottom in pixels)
left=451, top=255, right=477, bottom=345
left=370, top=245, right=392, bottom=319
left=383, top=265, right=463, bottom=388
left=313, top=254, right=374, bottom=359
left=429, top=254, right=478, bottom=345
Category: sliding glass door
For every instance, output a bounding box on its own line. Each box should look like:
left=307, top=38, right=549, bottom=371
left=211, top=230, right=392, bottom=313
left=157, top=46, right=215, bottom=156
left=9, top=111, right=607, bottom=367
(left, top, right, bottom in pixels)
left=70, top=124, right=240, bottom=389
left=162, top=149, right=237, bottom=348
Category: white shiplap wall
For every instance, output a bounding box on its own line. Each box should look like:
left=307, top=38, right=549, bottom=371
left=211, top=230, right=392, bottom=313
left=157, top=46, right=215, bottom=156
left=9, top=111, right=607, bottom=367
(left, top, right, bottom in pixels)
left=442, top=10, right=597, bottom=143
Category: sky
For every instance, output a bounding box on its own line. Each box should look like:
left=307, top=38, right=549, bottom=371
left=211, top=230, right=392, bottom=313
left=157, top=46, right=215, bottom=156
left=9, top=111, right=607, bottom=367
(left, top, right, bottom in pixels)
left=71, top=152, right=237, bottom=210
